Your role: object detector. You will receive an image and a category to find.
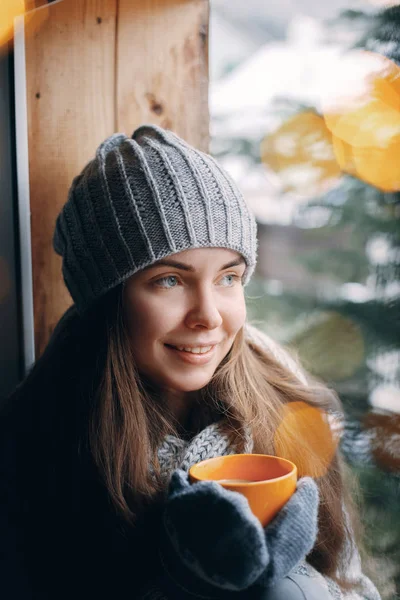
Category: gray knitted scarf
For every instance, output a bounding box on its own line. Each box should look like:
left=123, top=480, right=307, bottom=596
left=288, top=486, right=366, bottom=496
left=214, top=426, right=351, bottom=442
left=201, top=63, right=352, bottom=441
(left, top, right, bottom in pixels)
left=140, top=422, right=253, bottom=600
left=140, top=422, right=380, bottom=600
left=156, top=421, right=254, bottom=482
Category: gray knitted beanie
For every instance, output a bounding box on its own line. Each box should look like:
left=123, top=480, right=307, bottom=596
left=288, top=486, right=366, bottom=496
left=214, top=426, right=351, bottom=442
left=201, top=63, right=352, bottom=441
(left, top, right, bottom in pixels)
left=53, top=124, right=258, bottom=313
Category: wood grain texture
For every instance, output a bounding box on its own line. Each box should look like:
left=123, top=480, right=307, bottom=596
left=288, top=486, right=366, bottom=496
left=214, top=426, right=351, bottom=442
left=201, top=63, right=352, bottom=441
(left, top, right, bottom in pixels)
left=116, top=0, right=209, bottom=151
left=23, top=0, right=209, bottom=356
left=25, top=0, right=117, bottom=356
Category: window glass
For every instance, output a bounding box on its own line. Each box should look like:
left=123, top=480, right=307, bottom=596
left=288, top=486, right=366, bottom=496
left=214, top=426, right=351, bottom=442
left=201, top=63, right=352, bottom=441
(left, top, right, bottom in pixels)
left=210, top=2, right=400, bottom=597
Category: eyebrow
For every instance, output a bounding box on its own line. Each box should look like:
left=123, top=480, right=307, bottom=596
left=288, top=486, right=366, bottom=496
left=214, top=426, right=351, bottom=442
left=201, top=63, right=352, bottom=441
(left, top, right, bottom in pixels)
left=142, top=257, right=246, bottom=272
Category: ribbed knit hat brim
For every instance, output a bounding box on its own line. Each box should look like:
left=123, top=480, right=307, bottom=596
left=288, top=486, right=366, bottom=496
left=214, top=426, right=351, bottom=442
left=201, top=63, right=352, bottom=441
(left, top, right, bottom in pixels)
left=53, top=124, right=258, bottom=313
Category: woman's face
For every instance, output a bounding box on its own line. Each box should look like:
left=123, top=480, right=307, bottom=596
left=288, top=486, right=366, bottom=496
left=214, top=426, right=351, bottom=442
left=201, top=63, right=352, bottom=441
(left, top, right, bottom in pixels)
left=123, top=248, right=247, bottom=399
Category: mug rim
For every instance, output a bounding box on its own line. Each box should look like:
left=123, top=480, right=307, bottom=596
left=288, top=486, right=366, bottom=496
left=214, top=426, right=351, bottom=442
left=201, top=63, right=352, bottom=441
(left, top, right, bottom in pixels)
left=189, top=453, right=297, bottom=486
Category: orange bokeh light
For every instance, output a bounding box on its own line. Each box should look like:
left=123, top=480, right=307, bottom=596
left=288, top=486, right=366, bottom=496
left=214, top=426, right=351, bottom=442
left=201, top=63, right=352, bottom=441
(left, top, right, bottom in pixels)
left=261, top=111, right=341, bottom=197
left=274, top=401, right=340, bottom=478
left=0, top=0, right=25, bottom=47
left=0, top=1, right=49, bottom=54
left=323, top=51, right=400, bottom=192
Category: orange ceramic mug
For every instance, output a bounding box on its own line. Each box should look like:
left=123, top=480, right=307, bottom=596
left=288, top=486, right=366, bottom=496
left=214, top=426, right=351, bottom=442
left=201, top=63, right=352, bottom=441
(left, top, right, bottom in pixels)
left=189, top=454, right=297, bottom=528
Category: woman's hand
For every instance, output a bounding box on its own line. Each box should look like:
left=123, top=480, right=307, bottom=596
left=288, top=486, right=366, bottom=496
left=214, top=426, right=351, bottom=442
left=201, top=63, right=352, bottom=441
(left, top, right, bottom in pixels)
left=160, top=469, right=319, bottom=595
left=255, top=477, right=320, bottom=589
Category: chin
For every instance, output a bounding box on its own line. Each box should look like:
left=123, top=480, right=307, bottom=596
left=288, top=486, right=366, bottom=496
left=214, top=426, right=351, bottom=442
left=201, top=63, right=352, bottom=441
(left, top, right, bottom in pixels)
left=162, top=373, right=214, bottom=393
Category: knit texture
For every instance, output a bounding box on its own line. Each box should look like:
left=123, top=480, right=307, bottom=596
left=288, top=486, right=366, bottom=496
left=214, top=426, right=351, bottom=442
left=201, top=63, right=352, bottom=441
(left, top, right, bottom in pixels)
left=157, top=422, right=253, bottom=482
left=156, top=418, right=319, bottom=592
left=141, top=420, right=381, bottom=600
left=53, top=124, right=258, bottom=313
left=138, top=326, right=381, bottom=600
left=164, top=468, right=272, bottom=592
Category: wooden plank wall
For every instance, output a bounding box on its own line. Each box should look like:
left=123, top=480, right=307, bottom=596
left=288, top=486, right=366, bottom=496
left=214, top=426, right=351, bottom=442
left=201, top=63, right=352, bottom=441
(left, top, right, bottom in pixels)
left=21, top=0, right=209, bottom=357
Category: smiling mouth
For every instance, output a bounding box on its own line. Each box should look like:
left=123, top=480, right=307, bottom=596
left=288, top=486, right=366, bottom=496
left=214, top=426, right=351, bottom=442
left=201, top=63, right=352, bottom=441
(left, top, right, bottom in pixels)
left=164, top=344, right=217, bottom=364
left=165, top=344, right=215, bottom=354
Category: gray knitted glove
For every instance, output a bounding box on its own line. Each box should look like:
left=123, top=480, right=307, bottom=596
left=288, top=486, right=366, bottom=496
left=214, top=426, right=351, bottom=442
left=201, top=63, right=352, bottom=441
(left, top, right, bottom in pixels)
left=254, top=477, right=320, bottom=589
left=160, top=469, right=319, bottom=596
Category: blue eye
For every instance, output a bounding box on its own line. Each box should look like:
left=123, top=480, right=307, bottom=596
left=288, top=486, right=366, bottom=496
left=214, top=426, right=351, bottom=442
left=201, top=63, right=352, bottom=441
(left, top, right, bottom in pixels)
left=154, top=273, right=242, bottom=289
left=155, top=275, right=179, bottom=288
left=221, top=274, right=240, bottom=286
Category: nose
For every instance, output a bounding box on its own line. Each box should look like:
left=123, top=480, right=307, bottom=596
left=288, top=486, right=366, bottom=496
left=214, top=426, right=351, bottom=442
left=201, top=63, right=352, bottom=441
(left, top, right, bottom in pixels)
left=185, top=286, right=223, bottom=330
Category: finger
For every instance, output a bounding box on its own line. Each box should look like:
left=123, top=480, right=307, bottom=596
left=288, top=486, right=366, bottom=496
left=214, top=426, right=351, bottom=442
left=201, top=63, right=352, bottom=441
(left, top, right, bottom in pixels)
left=293, top=477, right=319, bottom=511
left=265, top=477, right=319, bottom=533
left=164, top=482, right=269, bottom=591
left=168, top=469, right=191, bottom=497
left=265, top=479, right=319, bottom=574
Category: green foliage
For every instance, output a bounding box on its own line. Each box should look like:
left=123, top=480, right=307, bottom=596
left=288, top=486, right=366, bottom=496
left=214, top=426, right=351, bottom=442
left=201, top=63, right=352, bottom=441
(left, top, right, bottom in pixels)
left=295, top=246, right=369, bottom=282
left=354, top=465, right=400, bottom=599
left=217, top=5, right=400, bottom=596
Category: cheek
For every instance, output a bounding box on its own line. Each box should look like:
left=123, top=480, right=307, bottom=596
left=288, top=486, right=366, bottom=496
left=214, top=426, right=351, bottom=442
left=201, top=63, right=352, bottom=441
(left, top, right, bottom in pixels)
left=128, top=307, right=153, bottom=342
left=225, top=295, right=247, bottom=332
left=125, top=287, right=247, bottom=340
left=125, top=295, right=176, bottom=346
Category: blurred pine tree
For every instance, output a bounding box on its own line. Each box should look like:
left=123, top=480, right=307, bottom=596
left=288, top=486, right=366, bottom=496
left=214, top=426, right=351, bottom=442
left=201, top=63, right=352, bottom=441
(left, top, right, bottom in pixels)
left=213, top=5, right=400, bottom=597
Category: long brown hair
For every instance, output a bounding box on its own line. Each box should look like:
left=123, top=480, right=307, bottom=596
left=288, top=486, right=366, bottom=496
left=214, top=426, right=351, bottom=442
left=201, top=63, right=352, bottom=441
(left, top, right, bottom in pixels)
left=86, top=283, right=364, bottom=592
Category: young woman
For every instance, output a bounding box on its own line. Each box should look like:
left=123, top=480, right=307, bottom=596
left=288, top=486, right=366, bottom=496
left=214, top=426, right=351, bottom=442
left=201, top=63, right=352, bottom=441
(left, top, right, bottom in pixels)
left=0, top=125, right=381, bottom=600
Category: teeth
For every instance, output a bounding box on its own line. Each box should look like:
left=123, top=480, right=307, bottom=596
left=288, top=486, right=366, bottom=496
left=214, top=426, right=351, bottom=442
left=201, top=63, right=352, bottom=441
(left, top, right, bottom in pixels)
left=175, top=345, right=213, bottom=354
